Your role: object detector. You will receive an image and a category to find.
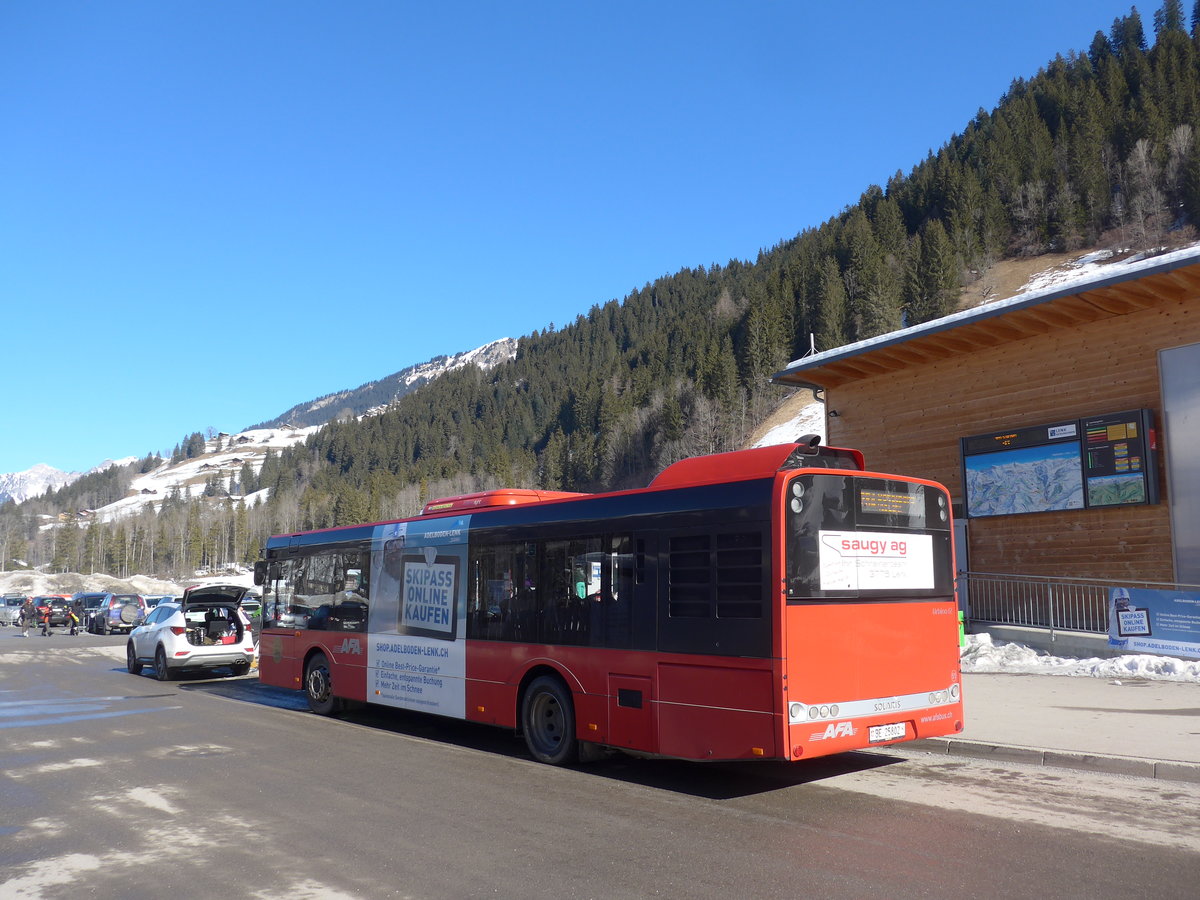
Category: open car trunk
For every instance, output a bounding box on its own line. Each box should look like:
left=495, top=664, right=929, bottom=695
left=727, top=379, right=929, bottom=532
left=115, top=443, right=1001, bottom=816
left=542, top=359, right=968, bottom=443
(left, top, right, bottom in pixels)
left=181, top=584, right=251, bottom=648
left=183, top=602, right=245, bottom=646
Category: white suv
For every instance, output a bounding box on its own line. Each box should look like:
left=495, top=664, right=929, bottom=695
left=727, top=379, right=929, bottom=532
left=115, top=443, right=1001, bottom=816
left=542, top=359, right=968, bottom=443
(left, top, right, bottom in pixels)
left=126, top=584, right=256, bottom=681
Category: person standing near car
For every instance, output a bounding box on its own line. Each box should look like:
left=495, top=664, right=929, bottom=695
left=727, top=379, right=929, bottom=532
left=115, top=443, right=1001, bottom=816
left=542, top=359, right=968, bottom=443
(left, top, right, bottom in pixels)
left=68, top=599, right=83, bottom=636
left=19, top=597, right=35, bottom=637
left=40, top=601, right=52, bottom=636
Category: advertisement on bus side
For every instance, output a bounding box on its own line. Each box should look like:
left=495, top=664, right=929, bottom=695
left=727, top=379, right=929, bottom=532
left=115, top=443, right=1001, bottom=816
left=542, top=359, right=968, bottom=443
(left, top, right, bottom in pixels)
left=367, top=516, right=472, bottom=717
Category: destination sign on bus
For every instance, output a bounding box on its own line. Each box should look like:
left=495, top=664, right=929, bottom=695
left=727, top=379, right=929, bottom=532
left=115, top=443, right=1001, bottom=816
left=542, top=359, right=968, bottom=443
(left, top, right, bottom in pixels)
left=859, top=487, right=924, bottom=518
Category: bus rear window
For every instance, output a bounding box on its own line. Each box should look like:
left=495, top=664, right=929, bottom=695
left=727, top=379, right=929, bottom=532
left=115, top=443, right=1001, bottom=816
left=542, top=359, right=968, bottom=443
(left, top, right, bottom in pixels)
left=785, top=474, right=952, bottom=601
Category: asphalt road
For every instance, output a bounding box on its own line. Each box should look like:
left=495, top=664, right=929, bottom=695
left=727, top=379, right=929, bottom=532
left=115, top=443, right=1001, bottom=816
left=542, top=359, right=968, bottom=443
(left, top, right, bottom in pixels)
left=2, top=628, right=1198, bottom=899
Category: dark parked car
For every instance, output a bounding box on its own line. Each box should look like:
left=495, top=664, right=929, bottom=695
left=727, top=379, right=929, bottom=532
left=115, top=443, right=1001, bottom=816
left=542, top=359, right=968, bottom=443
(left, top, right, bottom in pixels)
left=32, top=596, right=72, bottom=627
left=73, top=592, right=110, bottom=631
left=87, top=594, right=147, bottom=635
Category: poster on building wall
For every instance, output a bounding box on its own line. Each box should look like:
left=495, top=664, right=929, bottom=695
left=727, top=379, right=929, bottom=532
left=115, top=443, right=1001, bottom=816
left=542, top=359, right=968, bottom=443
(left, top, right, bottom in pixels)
left=1107, top=587, right=1200, bottom=660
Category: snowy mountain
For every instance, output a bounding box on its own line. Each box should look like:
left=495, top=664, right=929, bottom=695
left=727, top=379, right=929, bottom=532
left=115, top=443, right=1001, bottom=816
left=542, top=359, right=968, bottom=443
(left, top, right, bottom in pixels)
left=0, top=457, right=139, bottom=506
left=88, top=426, right=321, bottom=524
left=0, top=464, right=79, bottom=505
left=252, top=338, right=519, bottom=429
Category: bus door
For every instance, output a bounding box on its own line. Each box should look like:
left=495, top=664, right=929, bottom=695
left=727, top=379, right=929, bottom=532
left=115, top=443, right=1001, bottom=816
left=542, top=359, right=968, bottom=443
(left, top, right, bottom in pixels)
left=258, top=557, right=303, bottom=690
left=606, top=533, right=656, bottom=752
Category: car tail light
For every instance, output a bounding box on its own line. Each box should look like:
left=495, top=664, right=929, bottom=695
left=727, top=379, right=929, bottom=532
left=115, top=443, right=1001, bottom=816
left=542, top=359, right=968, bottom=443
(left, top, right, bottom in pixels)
left=170, top=626, right=186, bottom=635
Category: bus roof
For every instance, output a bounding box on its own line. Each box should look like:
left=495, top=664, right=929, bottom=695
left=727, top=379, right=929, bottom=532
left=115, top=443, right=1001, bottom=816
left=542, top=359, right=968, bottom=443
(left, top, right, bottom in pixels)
left=421, top=488, right=589, bottom=516
left=649, top=441, right=865, bottom=489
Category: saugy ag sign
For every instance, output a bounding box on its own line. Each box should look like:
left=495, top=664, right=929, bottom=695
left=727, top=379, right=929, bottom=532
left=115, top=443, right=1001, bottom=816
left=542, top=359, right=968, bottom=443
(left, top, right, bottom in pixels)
left=818, top=530, right=934, bottom=591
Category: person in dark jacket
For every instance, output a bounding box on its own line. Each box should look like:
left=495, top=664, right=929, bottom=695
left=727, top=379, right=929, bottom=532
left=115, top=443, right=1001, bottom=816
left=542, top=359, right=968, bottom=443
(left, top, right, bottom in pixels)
left=68, top=599, right=83, bottom=636
left=19, top=598, right=35, bottom=637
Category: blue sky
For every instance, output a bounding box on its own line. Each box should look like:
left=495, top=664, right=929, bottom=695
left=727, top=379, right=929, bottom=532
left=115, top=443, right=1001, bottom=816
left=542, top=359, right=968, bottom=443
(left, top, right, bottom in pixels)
left=1, top=0, right=1145, bottom=475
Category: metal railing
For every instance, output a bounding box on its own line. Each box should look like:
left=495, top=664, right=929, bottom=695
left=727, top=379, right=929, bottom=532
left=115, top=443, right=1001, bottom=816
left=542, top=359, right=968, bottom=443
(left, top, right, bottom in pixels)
left=958, top=571, right=1200, bottom=637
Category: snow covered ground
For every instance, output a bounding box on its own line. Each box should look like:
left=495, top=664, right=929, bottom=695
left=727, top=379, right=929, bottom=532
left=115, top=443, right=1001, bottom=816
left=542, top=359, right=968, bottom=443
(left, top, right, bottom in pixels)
left=961, top=632, right=1200, bottom=683
left=0, top=569, right=256, bottom=600
left=752, top=400, right=826, bottom=448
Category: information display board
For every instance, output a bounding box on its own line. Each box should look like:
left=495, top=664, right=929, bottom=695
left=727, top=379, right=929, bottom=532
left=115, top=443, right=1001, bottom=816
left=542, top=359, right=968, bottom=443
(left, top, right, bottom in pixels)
left=961, top=420, right=1083, bottom=518
left=1082, top=409, right=1159, bottom=507
left=961, top=409, right=1158, bottom=518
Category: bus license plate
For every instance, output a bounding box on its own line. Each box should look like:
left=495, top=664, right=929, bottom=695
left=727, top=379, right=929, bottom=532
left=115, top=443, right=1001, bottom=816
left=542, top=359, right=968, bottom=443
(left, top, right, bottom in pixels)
left=869, top=722, right=906, bottom=743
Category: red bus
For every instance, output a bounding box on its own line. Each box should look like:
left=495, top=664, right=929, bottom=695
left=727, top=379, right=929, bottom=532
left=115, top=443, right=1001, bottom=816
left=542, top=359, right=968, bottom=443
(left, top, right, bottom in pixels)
left=254, top=436, right=964, bottom=764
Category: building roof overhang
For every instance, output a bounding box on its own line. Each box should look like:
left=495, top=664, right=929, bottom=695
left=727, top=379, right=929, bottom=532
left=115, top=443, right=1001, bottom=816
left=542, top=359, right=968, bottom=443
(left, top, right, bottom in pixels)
left=772, top=247, right=1200, bottom=390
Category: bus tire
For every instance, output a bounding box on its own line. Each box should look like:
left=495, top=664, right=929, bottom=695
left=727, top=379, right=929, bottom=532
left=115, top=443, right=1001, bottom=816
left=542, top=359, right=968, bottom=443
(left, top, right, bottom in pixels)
left=305, top=653, right=341, bottom=715
left=521, top=675, right=578, bottom=765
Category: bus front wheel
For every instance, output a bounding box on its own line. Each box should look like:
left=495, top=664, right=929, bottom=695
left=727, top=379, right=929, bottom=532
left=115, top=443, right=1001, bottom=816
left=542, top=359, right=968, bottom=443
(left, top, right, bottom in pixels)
left=521, top=675, right=578, bottom=765
left=305, top=653, right=341, bottom=715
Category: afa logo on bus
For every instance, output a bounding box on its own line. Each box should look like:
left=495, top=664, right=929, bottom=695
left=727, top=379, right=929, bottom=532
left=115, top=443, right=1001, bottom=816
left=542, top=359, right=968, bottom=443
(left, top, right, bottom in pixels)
left=811, top=722, right=856, bottom=740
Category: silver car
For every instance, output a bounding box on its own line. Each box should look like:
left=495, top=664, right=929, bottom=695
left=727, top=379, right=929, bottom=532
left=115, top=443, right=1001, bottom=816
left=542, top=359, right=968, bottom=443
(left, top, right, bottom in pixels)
left=0, top=596, right=26, bottom=626
left=126, top=584, right=255, bottom=681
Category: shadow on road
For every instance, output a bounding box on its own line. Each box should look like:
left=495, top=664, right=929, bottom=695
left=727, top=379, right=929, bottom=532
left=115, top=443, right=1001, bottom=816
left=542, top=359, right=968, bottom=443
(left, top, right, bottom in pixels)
left=179, top=676, right=907, bottom=799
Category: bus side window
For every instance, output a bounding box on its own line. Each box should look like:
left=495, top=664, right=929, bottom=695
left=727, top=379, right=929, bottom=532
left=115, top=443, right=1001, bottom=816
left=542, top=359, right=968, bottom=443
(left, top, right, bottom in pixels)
left=602, top=535, right=634, bottom=649
left=468, top=540, right=536, bottom=642
left=265, top=559, right=298, bottom=627
left=330, top=552, right=369, bottom=633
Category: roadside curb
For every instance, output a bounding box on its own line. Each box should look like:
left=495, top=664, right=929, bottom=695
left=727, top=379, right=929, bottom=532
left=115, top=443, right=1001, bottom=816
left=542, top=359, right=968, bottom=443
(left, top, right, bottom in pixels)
left=908, top=737, right=1200, bottom=784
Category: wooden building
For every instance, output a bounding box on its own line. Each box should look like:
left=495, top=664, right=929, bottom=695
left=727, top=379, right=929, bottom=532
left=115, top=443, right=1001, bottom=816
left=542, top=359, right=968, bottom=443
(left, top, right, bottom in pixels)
left=772, top=248, right=1200, bottom=590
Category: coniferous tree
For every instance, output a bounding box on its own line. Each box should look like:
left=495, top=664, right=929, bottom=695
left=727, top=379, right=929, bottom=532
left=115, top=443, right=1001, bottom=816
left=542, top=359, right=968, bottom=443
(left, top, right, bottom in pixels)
left=908, top=220, right=959, bottom=325
left=1156, top=0, right=1187, bottom=35
left=814, top=257, right=848, bottom=351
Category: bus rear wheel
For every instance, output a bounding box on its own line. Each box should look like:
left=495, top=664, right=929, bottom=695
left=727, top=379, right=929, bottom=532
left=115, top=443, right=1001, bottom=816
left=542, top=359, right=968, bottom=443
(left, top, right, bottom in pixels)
left=305, top=653, right=341, bottom=715
left=521, top=675, right=578, bottom=765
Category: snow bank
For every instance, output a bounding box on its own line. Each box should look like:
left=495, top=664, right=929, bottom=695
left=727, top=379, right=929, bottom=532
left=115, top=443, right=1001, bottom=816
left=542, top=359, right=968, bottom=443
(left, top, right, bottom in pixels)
left=961, top=632, right=1200, bottom=682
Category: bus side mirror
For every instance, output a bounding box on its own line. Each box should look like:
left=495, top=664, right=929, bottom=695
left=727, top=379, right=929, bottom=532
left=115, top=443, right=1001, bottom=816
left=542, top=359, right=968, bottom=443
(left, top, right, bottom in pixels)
left=253, top=561, right=267, bottom=586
